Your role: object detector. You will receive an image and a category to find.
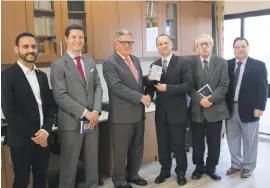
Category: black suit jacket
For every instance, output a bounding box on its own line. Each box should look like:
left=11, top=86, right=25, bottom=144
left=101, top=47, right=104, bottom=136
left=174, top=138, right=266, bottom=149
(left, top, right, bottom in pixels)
left=145, top=54, right=193, bottom=125
left=1, top=62, right=57, bottom=147
left=225, top=57, right=268, bottom=123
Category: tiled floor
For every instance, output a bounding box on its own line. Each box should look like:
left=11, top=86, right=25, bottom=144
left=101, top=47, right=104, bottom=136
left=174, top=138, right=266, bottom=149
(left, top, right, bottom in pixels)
left=103, top=135, right=270, bottom=188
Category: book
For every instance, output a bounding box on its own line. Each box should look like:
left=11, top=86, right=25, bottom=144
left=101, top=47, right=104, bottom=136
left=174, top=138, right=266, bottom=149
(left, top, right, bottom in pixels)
left=197, top=84, right=213, bottom=97
left=80, top=119, right=96, bottom=134
left=149, top=65, right=163, bottom=81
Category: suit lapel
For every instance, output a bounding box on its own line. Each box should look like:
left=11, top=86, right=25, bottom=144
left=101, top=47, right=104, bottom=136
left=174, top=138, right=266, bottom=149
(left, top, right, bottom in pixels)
left=35, top=70, right=45, bottom=107
left=113, top=52, right=139, bottom=86
left=166, top=54, right=177, bottom=75
left=13, top=63, right=37, bottom=102
left=196, top=56, right=205, bottom=84
left=82, top=56, right=92, bottom=89
left=208, top=55, right=216, bottom=78
left=240, top=57, right=251, bottom=91
left=63, top=53, right=86, bottom=87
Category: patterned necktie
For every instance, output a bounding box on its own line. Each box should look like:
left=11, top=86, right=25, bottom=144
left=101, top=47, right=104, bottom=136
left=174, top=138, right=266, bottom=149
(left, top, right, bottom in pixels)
left=203, top=60, right=209, bottom=71
left=234, top=61, right=242, bottom=92
left=75, top=56, right=85, bottom=81
left=162, top=59, right=168, bottom=73
left=125, top=57, right=139, bottom=83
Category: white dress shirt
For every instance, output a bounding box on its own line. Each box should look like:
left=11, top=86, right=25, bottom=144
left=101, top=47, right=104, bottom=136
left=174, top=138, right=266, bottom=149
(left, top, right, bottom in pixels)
left=17, top=61, right=48, bottom=135
left=162, top=53, right=173, bottom=67
left=200, top=54, right=211, bottom=68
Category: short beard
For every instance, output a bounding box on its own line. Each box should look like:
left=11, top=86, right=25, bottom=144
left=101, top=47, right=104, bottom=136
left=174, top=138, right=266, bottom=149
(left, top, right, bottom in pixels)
left=18, top=52, right=37, bottom=63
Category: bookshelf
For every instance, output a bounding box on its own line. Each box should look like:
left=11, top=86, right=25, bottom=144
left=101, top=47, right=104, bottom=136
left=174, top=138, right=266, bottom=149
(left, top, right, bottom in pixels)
left=165, top=3, right=178, bottom=50
left=33, top=1, right=57, bottom=57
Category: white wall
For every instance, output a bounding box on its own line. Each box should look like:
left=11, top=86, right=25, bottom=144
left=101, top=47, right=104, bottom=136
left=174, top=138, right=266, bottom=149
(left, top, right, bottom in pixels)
left=224, top=1, right=270, bottom=15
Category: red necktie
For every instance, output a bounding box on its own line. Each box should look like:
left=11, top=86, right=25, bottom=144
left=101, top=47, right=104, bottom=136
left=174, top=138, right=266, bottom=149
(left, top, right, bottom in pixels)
left=75, top=56, right=85, bottom=81
left=125, top=57, right=139, bottom=83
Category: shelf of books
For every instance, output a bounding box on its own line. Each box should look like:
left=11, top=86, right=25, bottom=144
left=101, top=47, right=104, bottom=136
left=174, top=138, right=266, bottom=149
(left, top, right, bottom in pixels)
left=165, top=3, right=177, bottom=50
left=33, top=1, right=57, bottom=57
left=67, top=0, right=87, bottom=53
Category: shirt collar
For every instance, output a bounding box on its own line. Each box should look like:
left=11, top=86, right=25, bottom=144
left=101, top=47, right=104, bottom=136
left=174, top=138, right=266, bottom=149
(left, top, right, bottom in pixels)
left=17, top=61, right=38, bottom=74
left=67, top=51, right=82, bottom=59
left=162, top=53, right=173, bottom=63
left=235, top=57, right=248, bottom=65
left=116, top=51, right=130, bottom=60
left=200, top=54, right=211, bottom=63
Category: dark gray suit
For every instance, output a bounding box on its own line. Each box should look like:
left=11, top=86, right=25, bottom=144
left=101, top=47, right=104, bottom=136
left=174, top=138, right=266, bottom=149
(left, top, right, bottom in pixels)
left=189, top=54, right=229, bottom=173
left=50, top=53, right=103, bottom=188
left=103, top=52, right=145, bottom=186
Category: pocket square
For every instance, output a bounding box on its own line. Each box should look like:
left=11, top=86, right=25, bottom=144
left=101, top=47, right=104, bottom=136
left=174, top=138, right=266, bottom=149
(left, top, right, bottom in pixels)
left=89, top=68, right=94, bottom=72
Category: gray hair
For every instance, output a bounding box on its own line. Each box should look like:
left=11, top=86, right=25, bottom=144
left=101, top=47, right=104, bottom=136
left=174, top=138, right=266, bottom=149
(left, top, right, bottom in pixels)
left=195, top=33, right=214, bottom=47
left=115, top=29, right=133, bottom=41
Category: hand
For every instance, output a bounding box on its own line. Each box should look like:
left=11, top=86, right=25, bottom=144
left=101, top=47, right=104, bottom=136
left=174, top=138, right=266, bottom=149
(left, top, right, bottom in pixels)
left=31, top=129, right=48, bottom=147
left=85, top=111, right=99, bottom=129
left=254, top=109, right=263, bottom=117
left=155, top=83, right=166, bottom=92
left=141, top=95, right=151, bottom=107
left=200, top=94, right=213, bottom=108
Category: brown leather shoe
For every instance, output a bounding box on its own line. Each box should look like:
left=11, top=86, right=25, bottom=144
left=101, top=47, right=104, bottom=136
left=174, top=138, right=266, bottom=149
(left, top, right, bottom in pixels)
left=226, top=167, right=241, bottom=175
left=241, top=169, right=252, bottom=178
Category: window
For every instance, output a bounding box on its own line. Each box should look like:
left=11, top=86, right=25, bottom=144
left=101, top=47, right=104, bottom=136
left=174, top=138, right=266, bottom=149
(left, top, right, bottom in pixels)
left=224, top=19, right=241, bottom=60
left=244, top=15, right=270, bottom=83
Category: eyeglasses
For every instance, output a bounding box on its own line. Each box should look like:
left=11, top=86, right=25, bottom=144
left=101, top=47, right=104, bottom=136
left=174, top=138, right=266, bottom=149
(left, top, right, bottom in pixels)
left=198, top=42, right=211, bottom=47
left=234, top=45, right=247, bottom=50
left=117, top=41, right=134, bottom=46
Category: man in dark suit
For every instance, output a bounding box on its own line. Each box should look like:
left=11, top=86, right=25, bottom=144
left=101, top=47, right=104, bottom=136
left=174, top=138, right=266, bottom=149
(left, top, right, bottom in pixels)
left=144, top=34, right=193, bottom=186
left=103, top=29, right=150, bottom=188
left=226, top=37, right=268, bottom=178
left=189, top=33, right=229, bottom=181
left=1, top=32, right=57, bottom=188
left=50, top=25, right=103, bottom=188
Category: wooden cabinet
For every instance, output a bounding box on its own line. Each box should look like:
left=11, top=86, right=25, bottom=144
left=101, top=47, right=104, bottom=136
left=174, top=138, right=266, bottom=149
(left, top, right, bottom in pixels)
left=118, top=1, right=143, bottom=57
left=180, top=1, right=212, bottom=55
left=91, top=2, right=118, bottom=59
left=25, top=1, right=62, bottom=63
left=1, top=1, right=213, bottom=66
left=25, top=0, right=94, bottom=63
left=143, top=112, right=158, bottom=164
left=1, top=1, right=28, bottom=64
left=1, top=144, right=7, bottom=188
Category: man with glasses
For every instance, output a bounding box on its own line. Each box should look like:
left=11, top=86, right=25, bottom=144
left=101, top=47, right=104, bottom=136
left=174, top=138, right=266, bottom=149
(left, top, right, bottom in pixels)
left=189, top=33, right=229, bottom=181
left=103, top=29, right=150, bottom=188
left=144, top=34, right=193, bottom=186
left=225, top=37, right=268, bottom=178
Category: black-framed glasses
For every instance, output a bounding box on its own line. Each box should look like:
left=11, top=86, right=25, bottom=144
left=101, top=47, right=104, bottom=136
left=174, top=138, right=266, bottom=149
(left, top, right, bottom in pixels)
left=117, top=40, right=134, bottom=46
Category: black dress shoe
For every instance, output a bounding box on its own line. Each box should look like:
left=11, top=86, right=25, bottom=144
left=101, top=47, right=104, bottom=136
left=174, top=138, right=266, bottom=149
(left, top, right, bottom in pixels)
left=177, top=176, right=187, bottom=186
left=205, top=171, right=221, bottom=180
left=192, top=172, right=203, bottom=180
left=155, top=173, right=171, bottom=184
left=99, top=177, right=104, bottom=186
left=127, top=176, right=147, bottom=186
left=115, top=182, right=133, bottom=188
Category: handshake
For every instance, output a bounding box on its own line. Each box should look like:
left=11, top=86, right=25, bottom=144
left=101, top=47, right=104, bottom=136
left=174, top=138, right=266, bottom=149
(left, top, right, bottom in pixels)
left=141, top=95, right=151, bottom=107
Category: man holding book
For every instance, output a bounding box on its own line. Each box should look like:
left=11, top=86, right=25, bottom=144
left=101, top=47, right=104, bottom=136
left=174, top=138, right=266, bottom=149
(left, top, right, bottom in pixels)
left=50, top=25, right=103, bottom=188
left=189, top=33, right=229, bottom=181
left=145, top=34, right=193, bottom=186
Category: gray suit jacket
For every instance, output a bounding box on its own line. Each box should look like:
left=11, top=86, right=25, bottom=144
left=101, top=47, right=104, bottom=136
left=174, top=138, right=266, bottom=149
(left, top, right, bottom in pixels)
left=189, top=54, right=229, bottom=123
left=103, top=52, right=145, bottom=124
left=50, top=53, right=103, bottom=131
